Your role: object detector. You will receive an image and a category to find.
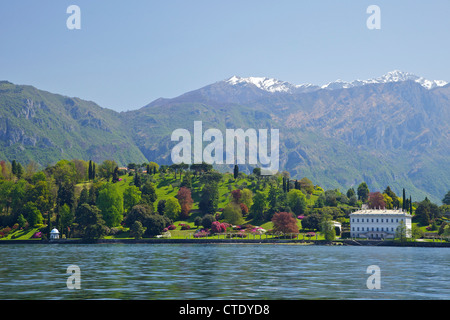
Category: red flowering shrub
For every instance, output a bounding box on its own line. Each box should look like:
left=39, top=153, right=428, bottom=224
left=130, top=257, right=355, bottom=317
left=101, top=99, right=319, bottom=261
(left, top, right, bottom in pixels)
left=211, top=221, right=227, bottom=234
left=168, top=225, right=176, bottom=230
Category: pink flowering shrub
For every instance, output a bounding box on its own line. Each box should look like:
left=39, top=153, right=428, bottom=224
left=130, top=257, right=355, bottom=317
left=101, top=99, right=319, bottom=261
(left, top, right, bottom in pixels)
left=32, top=232, right=42, bottom=239
left=168, top=225, right=176, bottom=230
left=236, top=230, right=247, bottom=238
left=193, top=229, right=210, bottom=238
left=297, top=215, right=305, bottom=220
left=211, top=221, right=228, bottom=234
left=180, top=224, right=191, bottom=230
left=306, top=232, right=316, bottom=237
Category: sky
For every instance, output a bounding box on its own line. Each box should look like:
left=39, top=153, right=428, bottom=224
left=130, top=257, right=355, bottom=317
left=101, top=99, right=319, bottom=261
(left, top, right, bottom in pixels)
left=0, top=0, right=449, bottom=111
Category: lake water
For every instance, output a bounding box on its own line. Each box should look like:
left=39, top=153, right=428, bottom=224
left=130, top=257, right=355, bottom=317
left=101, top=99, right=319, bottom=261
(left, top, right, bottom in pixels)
left=0, top=244, right=449, bottom=300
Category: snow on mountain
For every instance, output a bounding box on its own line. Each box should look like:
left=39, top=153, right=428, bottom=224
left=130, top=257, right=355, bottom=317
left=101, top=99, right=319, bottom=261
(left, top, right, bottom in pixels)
left=322, top=70, right=448, bottom=90
left=226, top=71, right=448, bottom=93
left=226, top=76, right=316, bottom=93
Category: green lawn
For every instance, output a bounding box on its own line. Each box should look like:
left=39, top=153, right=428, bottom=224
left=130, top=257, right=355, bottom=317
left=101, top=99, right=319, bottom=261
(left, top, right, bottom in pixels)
left=0, top=228, right=40, bottom=240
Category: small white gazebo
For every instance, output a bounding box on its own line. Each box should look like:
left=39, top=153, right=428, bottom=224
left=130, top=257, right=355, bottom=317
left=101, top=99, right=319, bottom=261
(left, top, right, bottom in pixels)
left=50, top=228, right=60, bottom=240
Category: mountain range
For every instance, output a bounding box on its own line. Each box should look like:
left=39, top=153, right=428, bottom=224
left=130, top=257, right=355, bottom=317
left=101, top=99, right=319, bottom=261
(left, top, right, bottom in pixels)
left=0, top=71, right=449, bottom=203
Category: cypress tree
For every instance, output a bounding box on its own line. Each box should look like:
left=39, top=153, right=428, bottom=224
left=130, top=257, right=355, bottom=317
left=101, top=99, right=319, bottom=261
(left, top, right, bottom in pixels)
left=147, top=164, right=151, bottom=175
left=92, top=163, right=96, bottom=180
left=88, top=161, right=93, bottom=181
left=402, top=188, right=406, bottom=211
left=286, top=179, right=290, bottom=192
left=11, top=160, right=17, bottom=176
left=134, top=171, right=142, bottom=189
left=233, top=165, right=239, bottom=180
left=409, top=196, right=413, bottom=214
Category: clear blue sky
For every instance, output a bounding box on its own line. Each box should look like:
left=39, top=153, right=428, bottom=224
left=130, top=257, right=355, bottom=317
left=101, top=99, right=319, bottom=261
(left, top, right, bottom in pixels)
left=1, top=0, right=449, bottom=111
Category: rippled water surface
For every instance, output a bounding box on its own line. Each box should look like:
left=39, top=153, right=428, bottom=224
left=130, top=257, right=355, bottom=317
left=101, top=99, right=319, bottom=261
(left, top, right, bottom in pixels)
left=0, top=244, right=449, bottom=299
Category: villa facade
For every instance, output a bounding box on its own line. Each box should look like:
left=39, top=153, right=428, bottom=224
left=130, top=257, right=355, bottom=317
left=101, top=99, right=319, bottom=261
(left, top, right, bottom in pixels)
left=349, top=208, right=412, bottom=239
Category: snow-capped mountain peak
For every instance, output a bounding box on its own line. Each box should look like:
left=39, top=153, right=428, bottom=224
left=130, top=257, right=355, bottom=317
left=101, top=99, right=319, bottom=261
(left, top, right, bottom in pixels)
left=321, top=70, right=448, bottom=90
left=226, top=76, right=315, bottom=93
left=226, top=71, right=448, bottom=93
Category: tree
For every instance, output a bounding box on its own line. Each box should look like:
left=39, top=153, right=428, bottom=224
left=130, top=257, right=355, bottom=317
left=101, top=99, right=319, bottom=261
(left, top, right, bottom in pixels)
left=130, top=221, right=145, bottom=240
left=88, top=160, right=93, bottom=181
left=442, top=191, right=450, bottom=205
left=382, top=193, right=393, bottom=209
left=267, top=184, right=280, bottom=214
left=164, top=197, right=181, bottom=220
left=347, top=188, right=356, bottom=198
left=233, top=165, right=239, bottom=180
left=123, top=185, right=142, bottom=213
left=301, top=213, right=321, bottom=231
left=368, top=192, right=386, bottom=209
left=125, top=204, right=153, bottom=228
left=357, top=182, right=370, bottom=202
left=287, top=189, right=307, bottom=215
left=177, top=187, right=193, bottom=219
left=199, top=182, right=219, bottom=215
left=250, top=191, right=266, bottom=221
left=23, top=202, right=43, bottom=227
left=298, top=178, right=314, bottom=194
left=320, top=213, right=336, bottom=241
left=57, top=181, right=75, bottom=209
left=143, top=214, right=172, bottom=237
left=141, top=181, right=157, bottom=204
left=98, top=160, right=117, bottom=181
left=384, top=186, right=400, bottom=208
left=402, top=188, right=406, bottom=211
left=157, top=199, right=166, bottom=215
left=60, top=203, right=74, bottom=237
left=272, top=212, right=299, bottom=235
left=134, top=171, right=142, bottom=189
left=231, top=189, right=241, bottom=204
left=112, top=167, right=120, bottom=183
left=201, top=214, right=216, bottom=228
left=253, top=167, right=261, bottom=178
left=415, top=198, right=440, bottom=226
left=395, top=220, right=409, bottom=242
left=240, top=188, right=253, bottom=209
left=17, top=214, right=27, bottom=229
left=97, top=183, right=124, bottom=228
left=75, top=203, right=107, bottom=240
left=222, top=203, right=244, bottom=225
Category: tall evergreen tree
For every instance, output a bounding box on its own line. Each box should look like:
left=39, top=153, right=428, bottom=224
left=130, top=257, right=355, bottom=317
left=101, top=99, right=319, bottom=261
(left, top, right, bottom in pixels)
left=402, top=188, right=406, bottom=211
left=92, top=163, right=96, bottom=180
left=233, top=165, right=239, bottom=180
left=112, top=167, right=119, bottom=183
left=409, top=196, right=413, bottom=214
left=11, top=160, right=17, bottom=176
left=88, top=160, right=93, bottom=181
left=134, top=171, right=142, bottom=189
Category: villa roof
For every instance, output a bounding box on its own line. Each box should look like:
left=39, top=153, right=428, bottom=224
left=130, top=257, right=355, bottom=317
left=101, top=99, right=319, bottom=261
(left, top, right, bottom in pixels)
left=350, top=209, right=412, bottom=216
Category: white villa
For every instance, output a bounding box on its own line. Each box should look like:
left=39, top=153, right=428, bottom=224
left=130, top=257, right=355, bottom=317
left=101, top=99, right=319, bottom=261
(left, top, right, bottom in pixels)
left=349, top=208, right=412, bottom=239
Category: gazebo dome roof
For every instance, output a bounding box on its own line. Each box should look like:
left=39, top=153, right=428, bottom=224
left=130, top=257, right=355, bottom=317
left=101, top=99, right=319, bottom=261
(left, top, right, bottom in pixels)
left=50, top=228, right=60, bottom=234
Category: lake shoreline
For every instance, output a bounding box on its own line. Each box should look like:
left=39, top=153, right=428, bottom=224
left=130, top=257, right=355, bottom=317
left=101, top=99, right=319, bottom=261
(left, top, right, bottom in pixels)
left=1, top=238, right=450, bottom=247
